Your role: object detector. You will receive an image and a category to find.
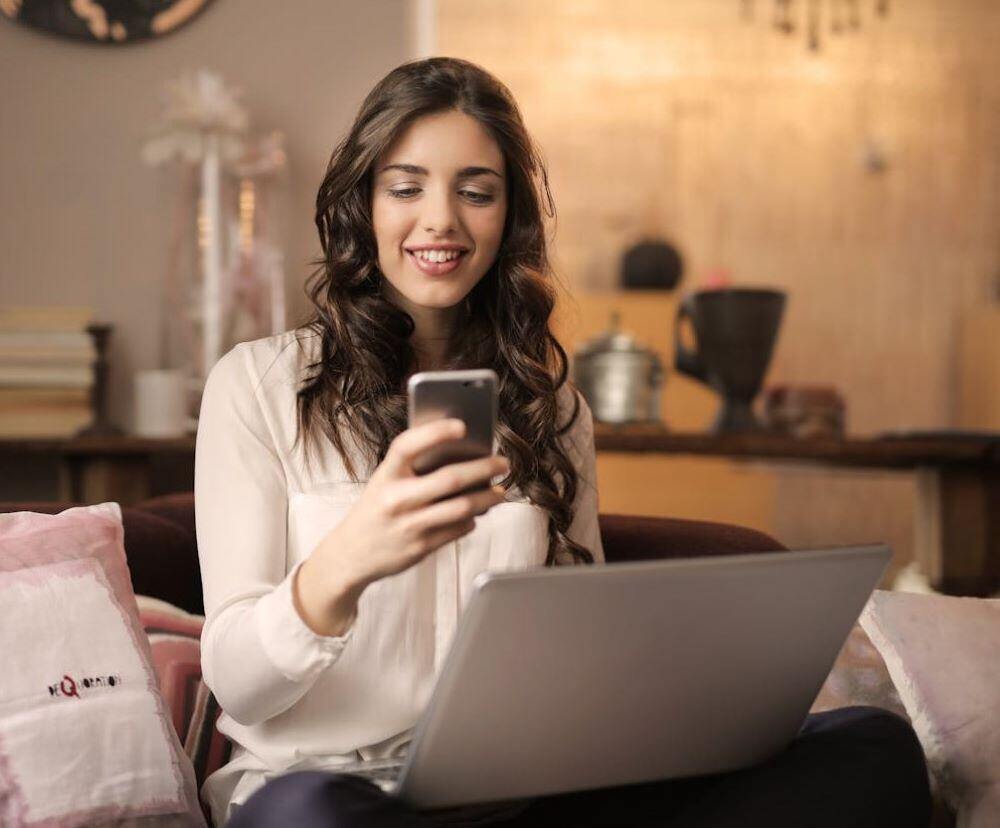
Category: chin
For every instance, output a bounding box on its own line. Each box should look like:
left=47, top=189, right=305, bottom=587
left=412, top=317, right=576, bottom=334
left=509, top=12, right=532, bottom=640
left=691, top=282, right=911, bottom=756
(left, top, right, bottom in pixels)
left=407, top=281, right=475, bottom=310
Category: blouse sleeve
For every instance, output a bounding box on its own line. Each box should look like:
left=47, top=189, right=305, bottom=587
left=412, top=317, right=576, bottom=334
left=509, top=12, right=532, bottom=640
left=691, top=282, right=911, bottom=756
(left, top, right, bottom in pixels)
left=560, top=389, right=605, bottom=565
left=195, top=344, right=353, bottom=726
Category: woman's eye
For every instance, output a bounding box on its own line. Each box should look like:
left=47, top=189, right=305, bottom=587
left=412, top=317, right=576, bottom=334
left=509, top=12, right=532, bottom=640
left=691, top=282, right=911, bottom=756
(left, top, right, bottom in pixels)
left=388, top=188, right=420, bottom=199
left=461, top=191, right=494, bottom=204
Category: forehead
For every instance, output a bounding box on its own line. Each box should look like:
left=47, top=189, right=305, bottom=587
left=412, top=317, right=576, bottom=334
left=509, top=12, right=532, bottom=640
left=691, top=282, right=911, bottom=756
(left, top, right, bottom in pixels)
left=378, top=110, right=504, bottom=174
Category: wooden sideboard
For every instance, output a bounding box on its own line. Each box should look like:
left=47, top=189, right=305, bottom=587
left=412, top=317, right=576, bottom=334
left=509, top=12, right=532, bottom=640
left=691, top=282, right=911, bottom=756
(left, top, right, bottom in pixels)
left=0, top=435, right=196, bottom=506
left=595, top=426, right=1000, bottom=597
left=2, top=428, right=997, bottom=596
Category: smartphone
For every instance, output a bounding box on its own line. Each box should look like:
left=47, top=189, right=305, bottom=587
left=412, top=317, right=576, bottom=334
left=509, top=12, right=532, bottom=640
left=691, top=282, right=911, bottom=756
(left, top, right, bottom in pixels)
left=406, top=369, right=498, bottom=480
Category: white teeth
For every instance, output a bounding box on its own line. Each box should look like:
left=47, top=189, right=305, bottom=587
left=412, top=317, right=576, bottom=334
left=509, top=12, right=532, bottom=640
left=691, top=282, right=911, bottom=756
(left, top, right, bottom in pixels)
left=413, top=249, right=462, bottom=263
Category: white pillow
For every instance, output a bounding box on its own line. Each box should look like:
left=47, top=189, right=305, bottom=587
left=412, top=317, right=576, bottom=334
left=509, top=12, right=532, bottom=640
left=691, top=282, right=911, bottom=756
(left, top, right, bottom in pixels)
left=861, top=590, right=1000, bottom=828
left=0, top=503, right=205, bottom=826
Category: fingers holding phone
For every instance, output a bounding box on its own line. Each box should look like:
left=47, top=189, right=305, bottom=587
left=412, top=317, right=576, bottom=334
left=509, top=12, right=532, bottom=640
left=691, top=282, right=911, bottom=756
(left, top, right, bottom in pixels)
left=296, top=371, right=505, bottom=636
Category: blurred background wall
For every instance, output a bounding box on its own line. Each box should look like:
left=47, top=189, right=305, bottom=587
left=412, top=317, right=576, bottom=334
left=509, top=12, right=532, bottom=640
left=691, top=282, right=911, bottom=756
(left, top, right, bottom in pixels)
left=0, top=0, right=413, bottom=427
left=436, top=0, right=1000, bottom=578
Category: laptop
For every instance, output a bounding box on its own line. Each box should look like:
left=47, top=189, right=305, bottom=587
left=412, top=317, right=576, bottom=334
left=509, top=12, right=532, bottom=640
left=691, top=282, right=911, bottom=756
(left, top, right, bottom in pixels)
left=335, top=544, right=890, bottom=809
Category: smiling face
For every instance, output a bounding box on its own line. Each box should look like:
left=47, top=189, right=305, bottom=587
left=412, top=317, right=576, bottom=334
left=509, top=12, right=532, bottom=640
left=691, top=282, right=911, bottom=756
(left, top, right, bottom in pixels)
left=371, top=109, right=508, bottom=324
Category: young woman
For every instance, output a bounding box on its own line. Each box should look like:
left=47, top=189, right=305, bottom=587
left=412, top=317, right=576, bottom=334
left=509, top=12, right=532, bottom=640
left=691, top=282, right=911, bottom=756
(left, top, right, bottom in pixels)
left=195, top=58, right=930, bottom=827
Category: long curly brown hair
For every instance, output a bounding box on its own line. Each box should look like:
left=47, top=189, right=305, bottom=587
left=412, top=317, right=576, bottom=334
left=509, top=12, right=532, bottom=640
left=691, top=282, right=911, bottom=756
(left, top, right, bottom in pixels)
left=296, top=57, right=593, bottom=566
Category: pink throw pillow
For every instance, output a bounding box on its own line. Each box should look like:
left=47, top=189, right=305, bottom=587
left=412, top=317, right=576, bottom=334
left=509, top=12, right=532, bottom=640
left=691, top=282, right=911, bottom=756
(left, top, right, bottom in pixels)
left=0, top=503, right=205, bottom=826
left=861, top=590, right=1000, bottom=828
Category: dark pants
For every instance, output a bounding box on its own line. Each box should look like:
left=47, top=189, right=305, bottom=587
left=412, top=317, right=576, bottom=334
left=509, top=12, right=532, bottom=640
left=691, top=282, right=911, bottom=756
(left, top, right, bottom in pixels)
left=227, top=707, right=931, bottom=828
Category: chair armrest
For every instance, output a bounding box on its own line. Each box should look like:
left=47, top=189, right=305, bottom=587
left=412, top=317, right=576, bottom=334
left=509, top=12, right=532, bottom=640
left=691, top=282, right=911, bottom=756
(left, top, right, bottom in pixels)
left=598, top=513, right=786, bottom=564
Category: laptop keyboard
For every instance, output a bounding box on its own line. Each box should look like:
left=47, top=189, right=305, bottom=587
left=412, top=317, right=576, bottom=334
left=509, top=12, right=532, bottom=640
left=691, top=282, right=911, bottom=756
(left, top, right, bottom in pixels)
left=335, top=757, right=406, bottom=791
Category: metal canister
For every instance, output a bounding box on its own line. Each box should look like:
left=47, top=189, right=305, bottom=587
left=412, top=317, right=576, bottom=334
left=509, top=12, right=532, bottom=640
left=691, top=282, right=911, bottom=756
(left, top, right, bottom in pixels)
left=572, top=313, right=664, bottom=424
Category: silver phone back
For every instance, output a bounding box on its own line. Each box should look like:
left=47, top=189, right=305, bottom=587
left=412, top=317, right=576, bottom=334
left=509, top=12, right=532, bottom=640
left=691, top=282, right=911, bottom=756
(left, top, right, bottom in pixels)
left=395, top=544, right=889, bottom=808
left=407, top=370, right=497, bottom=475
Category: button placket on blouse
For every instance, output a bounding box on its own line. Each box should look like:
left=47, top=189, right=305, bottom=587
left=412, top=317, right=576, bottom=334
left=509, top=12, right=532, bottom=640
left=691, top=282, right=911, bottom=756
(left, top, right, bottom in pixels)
left=433, top=538, right=460, bottom=674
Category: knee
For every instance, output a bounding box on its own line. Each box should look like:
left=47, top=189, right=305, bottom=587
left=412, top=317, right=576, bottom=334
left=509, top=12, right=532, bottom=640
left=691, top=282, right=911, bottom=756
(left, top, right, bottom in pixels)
left=839, top=707, right=923, bottom=759
left=825, top=707, right=930, bottom=791
left=804, top=707, right=932, bottom=824
left=229, top=771, right=385, bottom=828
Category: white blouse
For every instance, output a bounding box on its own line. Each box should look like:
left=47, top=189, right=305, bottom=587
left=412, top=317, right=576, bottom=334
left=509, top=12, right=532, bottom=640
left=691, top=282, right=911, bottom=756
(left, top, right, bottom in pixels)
left=194, top=330, right=604, bottom=825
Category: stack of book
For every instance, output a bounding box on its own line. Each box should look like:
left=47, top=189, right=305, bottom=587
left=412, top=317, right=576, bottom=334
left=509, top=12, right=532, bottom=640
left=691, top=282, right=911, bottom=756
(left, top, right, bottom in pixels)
left=0, top=307, right=96, bottom=438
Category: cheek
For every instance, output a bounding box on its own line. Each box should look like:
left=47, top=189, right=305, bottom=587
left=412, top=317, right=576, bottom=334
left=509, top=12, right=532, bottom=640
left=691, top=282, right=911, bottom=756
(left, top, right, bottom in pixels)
left=372, top=200, right=409, bottom=256
left=471, top=205, right=506, bottom=253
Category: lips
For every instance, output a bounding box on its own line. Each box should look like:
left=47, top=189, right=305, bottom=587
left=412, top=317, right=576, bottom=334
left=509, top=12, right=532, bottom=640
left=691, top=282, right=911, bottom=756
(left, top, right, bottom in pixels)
left=406, top=249, right=467, bottom=276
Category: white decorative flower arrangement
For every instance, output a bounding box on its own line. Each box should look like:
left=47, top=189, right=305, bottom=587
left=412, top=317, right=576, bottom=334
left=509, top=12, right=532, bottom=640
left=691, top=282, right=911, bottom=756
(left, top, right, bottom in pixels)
left=141, top=69, right=288, bottom=426
left=141, top=69, right=249, bottom=166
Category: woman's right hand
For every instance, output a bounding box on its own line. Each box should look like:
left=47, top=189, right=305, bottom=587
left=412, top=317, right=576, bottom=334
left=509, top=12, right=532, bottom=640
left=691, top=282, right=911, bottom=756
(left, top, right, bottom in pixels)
left=294, top=418, right=509, bottom=637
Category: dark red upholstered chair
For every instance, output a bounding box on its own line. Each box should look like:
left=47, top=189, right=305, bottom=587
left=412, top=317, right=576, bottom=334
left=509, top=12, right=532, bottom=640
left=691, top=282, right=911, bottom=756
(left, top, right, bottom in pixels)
left=0, top=494, right=785, bottom=615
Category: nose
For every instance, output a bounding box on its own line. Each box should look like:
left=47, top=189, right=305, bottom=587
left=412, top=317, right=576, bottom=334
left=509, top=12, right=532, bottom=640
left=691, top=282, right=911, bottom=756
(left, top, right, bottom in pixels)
left=421, top=185, right=457, bottom=236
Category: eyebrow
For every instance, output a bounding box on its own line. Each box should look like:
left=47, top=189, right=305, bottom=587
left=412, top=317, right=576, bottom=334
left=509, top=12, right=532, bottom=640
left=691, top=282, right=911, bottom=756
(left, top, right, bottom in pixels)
left=378, top=163, right=503, bottom=180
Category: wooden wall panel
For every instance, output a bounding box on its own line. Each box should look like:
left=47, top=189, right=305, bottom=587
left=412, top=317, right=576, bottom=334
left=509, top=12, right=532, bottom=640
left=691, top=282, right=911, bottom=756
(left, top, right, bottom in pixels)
left=957, top=307, right=1000, bottom=428
left=438, top=0, right=1000, bottom=575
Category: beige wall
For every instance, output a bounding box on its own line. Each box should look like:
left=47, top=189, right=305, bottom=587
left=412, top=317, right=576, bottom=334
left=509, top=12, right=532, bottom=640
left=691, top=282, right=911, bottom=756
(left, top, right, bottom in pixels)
left=438, top=0, right=1000, bottom=572
left=0, top=0, right=413, bottom=427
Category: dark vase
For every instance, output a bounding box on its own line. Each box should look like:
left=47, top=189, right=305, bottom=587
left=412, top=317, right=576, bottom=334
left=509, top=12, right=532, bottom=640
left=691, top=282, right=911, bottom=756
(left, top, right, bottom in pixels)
left=674, top=288, right=787, bottom=433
